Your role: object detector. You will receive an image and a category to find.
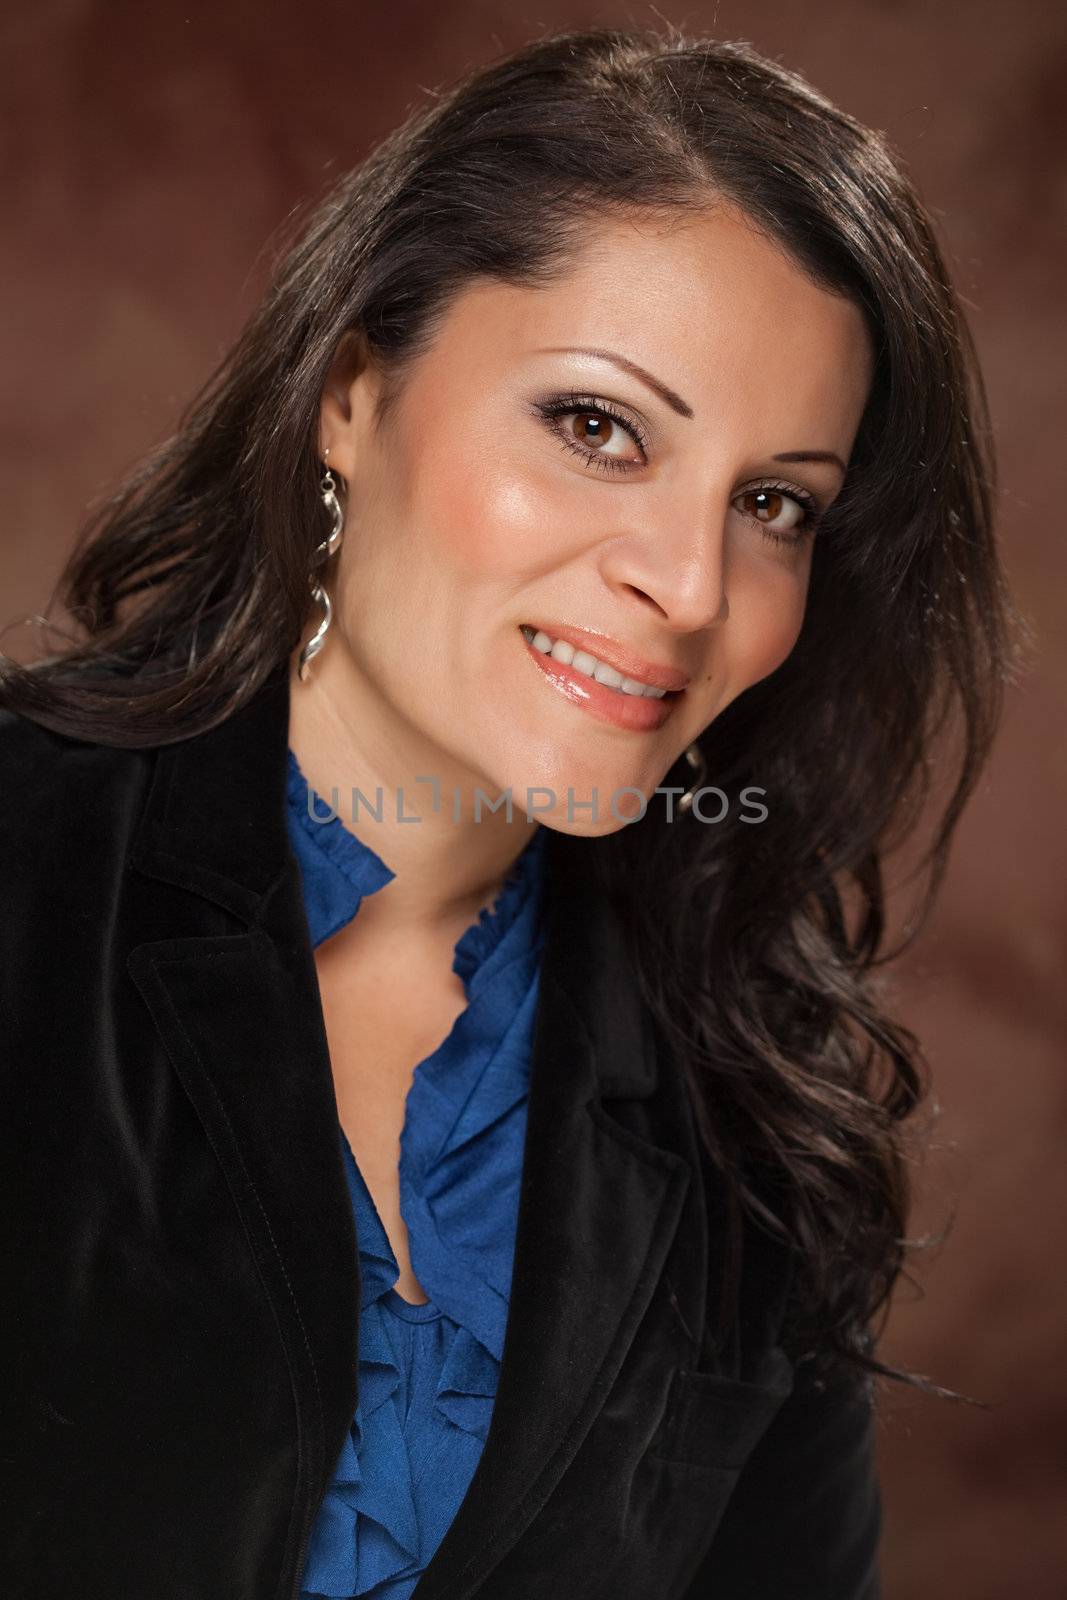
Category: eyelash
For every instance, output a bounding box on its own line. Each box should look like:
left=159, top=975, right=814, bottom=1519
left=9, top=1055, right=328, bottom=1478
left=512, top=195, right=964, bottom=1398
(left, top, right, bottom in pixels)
left=532, top=391, right=824, bottom=547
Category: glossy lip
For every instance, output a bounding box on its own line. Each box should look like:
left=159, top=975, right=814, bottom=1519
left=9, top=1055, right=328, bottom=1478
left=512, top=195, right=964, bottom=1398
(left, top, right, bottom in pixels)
left=519, top=620, right=692, bottom=693
left=519, top=628, right=680, bottom=732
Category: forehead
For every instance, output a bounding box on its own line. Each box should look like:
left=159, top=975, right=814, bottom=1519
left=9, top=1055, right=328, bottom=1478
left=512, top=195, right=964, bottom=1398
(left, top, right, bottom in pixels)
left=418, top=204, right=874, bottom=449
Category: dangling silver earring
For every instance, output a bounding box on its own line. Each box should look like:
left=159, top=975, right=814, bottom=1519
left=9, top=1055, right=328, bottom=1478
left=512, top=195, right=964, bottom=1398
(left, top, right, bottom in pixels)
left=676, top=741, right=707, bottom=815
left=298, top=450, right=345, bottom=682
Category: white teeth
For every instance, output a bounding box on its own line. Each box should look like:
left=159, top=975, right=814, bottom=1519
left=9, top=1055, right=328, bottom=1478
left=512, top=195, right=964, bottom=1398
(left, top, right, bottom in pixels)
left=521, top=626, right=668, bottom=698
left=593, top=661, right=624, bottom=689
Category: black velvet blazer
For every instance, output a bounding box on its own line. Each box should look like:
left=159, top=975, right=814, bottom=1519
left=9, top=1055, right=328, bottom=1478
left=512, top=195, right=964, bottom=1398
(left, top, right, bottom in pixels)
left=0, top=664, right=883, bottom=1600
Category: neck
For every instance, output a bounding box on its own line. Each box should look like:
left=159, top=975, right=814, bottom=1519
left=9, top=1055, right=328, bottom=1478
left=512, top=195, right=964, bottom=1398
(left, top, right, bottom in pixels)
left=287, top=643, right=541, bottom=940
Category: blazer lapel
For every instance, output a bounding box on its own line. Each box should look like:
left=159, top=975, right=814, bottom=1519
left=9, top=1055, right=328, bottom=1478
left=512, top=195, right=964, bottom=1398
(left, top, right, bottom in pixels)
left=412, top=830, right=693, bottom=1600
left=123, top=664, right=697, bottom=1600
left=125, top=924, right=360, bottom=1591
left=124, top=666, right=365, bottom=1589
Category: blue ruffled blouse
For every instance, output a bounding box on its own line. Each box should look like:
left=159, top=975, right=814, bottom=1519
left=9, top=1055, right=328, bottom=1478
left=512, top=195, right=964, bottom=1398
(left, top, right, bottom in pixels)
left=284, top=748, right=548, bottom=1600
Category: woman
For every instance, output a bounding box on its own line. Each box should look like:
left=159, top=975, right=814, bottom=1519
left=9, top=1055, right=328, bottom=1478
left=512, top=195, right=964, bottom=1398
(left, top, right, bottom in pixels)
left=0, top=25, right=1020, bottom=1600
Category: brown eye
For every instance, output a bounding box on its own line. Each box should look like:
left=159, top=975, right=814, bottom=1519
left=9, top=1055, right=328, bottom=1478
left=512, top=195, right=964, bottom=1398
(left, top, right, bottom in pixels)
left=534, top=393, right=650, bottom=475
left=568, top=411, right=637, bottom=461
left=736, top=488, right=806, bottom=534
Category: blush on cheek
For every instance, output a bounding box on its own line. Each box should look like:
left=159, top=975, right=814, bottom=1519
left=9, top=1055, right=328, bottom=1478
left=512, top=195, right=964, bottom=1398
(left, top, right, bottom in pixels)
left=737, top=596, right=809, bottom=688
left=432, top=469, right=564, bottom=577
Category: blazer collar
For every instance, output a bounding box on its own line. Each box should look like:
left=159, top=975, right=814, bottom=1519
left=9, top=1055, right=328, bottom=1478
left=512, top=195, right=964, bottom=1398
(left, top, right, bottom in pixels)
left=129, top=659, right=660, bottom=1101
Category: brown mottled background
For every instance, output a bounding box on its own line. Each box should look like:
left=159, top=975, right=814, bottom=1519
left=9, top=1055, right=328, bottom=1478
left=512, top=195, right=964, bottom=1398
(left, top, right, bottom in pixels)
left=2, top=2, right=1063, bottom=1594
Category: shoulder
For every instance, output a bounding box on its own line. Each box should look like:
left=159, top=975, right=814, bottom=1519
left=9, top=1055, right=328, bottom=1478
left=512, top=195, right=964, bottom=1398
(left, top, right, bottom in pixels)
left=0, top=703, right=153, bottom=813
left=0, top=701, right=155, bottom=813
left=0, top=705, right=155, bottom=924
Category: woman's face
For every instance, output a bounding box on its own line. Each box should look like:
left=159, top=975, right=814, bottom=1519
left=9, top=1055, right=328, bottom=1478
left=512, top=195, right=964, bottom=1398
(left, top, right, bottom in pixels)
left=318, top=203, right=873, bottom=835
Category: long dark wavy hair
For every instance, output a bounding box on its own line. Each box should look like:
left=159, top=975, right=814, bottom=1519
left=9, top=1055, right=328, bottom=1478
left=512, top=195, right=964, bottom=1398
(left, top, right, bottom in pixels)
left=0, top=26, right=1026, bottom=1400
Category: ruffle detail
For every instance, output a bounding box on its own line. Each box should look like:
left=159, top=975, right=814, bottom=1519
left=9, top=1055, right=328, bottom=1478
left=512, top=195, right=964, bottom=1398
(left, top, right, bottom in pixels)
left=451, top=826, right=547, bottom=996
left=285, top=748, right=395, bottom=945
left=299, top=1126, right=515, bottom=1598
left=301, top=1355, right=420, bottom=1598
left=398, top=967, right=545, bottom=1360
left=285, top=754, right=547, bottom=1599
left=433, top=1325, right=499, bottom=1440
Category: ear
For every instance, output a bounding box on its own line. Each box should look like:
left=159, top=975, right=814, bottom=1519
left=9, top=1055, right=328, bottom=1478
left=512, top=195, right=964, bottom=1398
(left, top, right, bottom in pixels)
left=317, top=329, right=381, bottom=477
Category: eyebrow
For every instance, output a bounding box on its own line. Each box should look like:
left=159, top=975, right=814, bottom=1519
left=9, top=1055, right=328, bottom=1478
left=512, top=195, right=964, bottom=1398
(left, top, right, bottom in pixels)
left=535, top=345, right=694, bottom=418
left=534, top=345, right=847, bottom=475
left=773, top=449, right=847, bottom=475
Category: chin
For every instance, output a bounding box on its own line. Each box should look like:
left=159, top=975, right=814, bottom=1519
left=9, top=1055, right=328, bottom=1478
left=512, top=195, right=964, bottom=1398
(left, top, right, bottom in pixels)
left=515, top=786, right=652, bottom=837
left=548, top=812, right=642, bottom=840
left=485, top=743, right=658, bottom=834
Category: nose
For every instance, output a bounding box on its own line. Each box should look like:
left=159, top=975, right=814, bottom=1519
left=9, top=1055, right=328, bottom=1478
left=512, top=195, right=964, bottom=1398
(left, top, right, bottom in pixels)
left=598, top=488, right=730, bottom=633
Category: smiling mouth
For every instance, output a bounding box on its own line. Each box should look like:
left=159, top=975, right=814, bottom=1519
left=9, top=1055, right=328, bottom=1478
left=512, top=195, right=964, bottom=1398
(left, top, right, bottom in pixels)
left=518, top=624, right=684, bottom=700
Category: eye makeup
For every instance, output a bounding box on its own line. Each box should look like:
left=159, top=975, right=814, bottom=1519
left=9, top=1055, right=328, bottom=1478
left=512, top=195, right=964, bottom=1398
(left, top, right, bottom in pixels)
left=532, top=391, right=650, bottom=472
left=529, top=390, right=826, bottom=548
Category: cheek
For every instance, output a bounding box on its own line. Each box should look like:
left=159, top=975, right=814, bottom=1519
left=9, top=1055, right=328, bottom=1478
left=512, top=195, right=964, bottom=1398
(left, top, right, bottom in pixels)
left=728, top=560, right=811, bottom=686
left=420, top=452, right=575, bottom=579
